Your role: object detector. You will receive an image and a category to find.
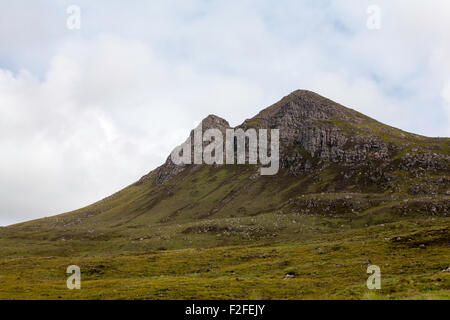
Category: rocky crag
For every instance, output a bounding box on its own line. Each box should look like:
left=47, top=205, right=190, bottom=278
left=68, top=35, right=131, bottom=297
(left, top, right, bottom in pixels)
left=140, top=90, right=449, bottom=196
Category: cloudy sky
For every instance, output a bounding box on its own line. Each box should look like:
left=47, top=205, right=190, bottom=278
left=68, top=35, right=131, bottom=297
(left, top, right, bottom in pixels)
left=0, top=0, right=449, bottom=225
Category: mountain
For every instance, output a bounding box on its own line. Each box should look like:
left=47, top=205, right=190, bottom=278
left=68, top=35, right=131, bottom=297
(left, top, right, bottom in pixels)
left=3, top=89, right=449, bottom=238
left=143, top=89, right=449, bottom=191
left=0, top=90, right=448, bottom=299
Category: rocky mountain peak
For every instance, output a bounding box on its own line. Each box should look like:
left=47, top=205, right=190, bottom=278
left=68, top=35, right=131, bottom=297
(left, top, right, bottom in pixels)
left=138, top=90, right=449, bottom=187
left=138, top=114, right=231, bottom=186
left=201, top=114, right=230, bottom=131
left=194, top=114, right=231, bottom=138
left=244, top=90, right=366, bottom=130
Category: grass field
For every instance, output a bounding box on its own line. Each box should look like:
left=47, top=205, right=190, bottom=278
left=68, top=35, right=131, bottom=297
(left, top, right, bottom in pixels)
left=0, top=211, right=448, bottom=299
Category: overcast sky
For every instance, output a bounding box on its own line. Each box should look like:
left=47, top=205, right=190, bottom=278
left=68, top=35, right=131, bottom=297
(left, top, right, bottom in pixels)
left=0, top=0, right=449, bottom=225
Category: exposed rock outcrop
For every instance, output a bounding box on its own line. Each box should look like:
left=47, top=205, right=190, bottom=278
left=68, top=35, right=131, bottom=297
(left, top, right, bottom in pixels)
left=137, top=115, right=231, bottom=185
left=137, top=90, right=449, bottom=195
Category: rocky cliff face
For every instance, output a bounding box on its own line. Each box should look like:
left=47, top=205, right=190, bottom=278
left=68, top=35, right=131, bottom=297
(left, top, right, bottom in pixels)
left=138, top=90, right=449, bottom=195
left=138, top=115, right=231, bottom=185
left=243, top=90, right=394, bottom=172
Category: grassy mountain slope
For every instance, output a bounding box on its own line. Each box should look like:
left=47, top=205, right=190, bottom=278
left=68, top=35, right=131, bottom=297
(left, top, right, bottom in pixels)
left=0, top=90, right=448, bottom=299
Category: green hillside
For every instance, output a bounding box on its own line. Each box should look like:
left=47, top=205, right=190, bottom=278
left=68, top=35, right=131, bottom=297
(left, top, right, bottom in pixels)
left=0, top=90, right=448, bottom=299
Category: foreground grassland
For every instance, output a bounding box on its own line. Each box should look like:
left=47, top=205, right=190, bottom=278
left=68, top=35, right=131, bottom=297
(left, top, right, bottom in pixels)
left=0, top=215, right=448, bottom=300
